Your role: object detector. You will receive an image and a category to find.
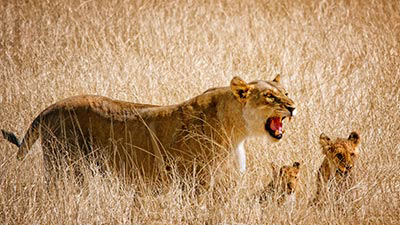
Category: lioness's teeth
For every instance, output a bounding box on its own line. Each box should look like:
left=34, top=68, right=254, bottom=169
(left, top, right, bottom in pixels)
left=274, top=130, right=281, bottom=136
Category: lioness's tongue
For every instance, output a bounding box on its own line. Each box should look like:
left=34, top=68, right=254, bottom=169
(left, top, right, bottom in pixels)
left=270, top=117, right=282, bottom=132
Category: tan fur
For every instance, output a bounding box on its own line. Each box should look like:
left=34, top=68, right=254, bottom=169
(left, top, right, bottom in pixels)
left=2, top=76, right=296, bottom=182
left=313, top=132, right=361, bottom=204
left=259, top=162, right=301, bottom=205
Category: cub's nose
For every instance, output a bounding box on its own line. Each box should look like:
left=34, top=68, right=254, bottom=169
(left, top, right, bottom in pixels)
left=286, top=106, right=296, bottom=116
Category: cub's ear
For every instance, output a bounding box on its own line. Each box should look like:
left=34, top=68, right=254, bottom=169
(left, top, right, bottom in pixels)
left=230, top=76, right=250, bottom=103
left=273, top=74, right=281, bottom=83
left=270, top=162, right=279, bottom=178
left=319, top=133, right=331, bottom=146
left=319, top=133, right=331, bottom=154
left=348, top=131, right=360, bottom=146
left=292, top=162, right=300, bottom=169
left=279, top=167, right=286, bottom=176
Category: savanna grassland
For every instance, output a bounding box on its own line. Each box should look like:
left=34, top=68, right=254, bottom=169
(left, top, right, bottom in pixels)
left=1, top=0, right=399, bottom=224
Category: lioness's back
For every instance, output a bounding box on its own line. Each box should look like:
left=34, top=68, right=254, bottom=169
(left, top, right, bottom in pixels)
left=34, top=95, right=163, bottom=175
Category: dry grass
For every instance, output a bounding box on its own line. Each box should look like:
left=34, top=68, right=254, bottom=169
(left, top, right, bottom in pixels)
left=1, top=0, right=399, bottom=224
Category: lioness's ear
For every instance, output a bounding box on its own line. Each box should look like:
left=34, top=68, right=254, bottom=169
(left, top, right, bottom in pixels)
left=273, top=74, right=281, bottom=83
left=230, top=76, right=250, bottom=103
left=348, top=131, right=360, bottom=146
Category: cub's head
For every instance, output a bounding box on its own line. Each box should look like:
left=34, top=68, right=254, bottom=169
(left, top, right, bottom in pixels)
left=230, top=75, right=296, bottom=142
left=319, top=132, right=361, bottom=178
left=270, top=162, right=301, bottom=195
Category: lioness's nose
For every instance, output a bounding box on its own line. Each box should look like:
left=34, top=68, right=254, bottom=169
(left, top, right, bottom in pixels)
left=286, top=106, right=296, bottom=116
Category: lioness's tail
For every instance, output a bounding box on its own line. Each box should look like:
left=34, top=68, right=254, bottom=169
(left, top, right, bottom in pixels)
left=2, top=118, right=40, bottom=160
left=1, top=130, right=21, bottom=147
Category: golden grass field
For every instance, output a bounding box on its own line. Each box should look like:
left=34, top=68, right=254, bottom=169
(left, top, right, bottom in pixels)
left=1, top=0, right=399, bottom=224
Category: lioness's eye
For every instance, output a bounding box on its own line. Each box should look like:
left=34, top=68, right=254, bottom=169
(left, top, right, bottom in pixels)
left=263, top=93, right=275, bottom=102
left=285, top=93, right=288, bottom=96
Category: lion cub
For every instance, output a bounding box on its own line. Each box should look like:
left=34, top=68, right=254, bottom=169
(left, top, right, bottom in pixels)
left=312, top=132, right=361, bottom=204
left=259, top=162, right=301, bottom=205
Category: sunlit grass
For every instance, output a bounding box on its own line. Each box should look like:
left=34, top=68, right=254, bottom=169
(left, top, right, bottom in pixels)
left=1, top=0, right=399, bottom=224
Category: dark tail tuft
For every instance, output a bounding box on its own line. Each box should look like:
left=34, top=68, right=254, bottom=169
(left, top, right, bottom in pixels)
left=1, top=129, right=21, bottom=147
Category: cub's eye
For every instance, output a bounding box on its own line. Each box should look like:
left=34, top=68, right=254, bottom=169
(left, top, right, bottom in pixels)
left=336, top=153, right=344, bottom=161
left=350, top=153, right=355, bottom=157
left=285, top=93, right=288, bottom=96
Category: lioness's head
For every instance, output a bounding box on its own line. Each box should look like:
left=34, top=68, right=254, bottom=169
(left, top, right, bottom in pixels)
left=270, top=161, right=301, bottom=195
left=319, top=132, right=361, bottom=178
left=231, top=75, right=296, bottom=141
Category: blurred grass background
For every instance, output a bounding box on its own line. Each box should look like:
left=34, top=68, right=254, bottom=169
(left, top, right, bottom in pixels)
left=0, top=0, right=399, bottom=224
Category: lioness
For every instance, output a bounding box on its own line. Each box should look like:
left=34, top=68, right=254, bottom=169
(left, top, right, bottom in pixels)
left=259, top=162, right=301, bottom=205
left=312, top=132, right=361, bottom=204
left=2, top=75, right=296, bottom=181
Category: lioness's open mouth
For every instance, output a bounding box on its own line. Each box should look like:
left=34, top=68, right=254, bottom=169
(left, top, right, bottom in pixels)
left=265, top=117, right=287, bottom=139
